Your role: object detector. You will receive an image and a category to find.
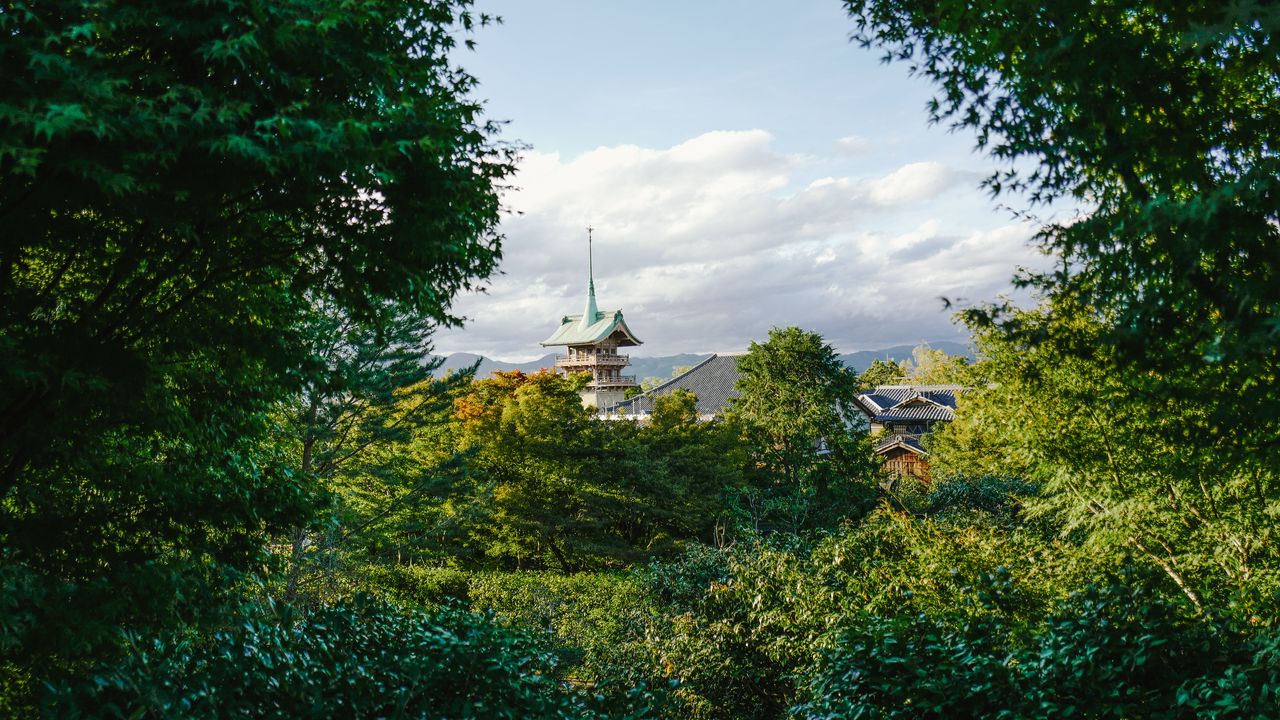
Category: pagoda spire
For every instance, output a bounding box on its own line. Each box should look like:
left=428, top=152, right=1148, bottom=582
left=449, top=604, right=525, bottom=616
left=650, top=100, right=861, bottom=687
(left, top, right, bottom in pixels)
left=580, top=226, right=598, bottom=326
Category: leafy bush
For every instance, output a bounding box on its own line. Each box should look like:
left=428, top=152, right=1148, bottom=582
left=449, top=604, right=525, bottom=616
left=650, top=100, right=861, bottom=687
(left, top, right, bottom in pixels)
left=798, top=610, right=1017, bottom=718
left=467, top=571, right=657, bottom=690
left=796, top=571, right=1280, bottom=719
left=349, top=564, right=473, bottom=607
left=50, top=597, right=661, bottom=719
left=1018, top=576, right=1275, bottom=718
left=925, top=475, right=1039, bottom=521
left=637, top=543, right=803, bottom=720
left=626, top=509, right=1083, bottom=720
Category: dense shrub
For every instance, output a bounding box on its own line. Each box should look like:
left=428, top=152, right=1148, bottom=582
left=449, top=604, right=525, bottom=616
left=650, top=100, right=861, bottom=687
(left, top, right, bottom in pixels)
left=467, top=571, right=658, bottom=689
left=350, top=564, right=473, bottom=607
left=796, top=572, right=1280, bottom=719
left=925, top=475, right=1039, bottom=522
left=50, top=597, right=662, bottom=719
left=637, top=543, right=803, bottom=720
left=624, top=508, right=1084, bottom=720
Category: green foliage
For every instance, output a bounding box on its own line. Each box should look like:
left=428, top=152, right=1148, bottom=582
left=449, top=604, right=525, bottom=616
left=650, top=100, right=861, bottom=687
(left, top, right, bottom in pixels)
left=921, top=474, right=1041, bottom=528
left=797, top=582, right=1019, bottom=719
left=282, top=299, right=473, bottom=603
left=633, top=505, right=1084, bottom=720
left=726, top=327, right=876, bottom=531
left=0, top=0, right=513, bottom=679
left=798, top=572, right=1280, bottom=719
left=467, top=571, right=658, bottom=691
left=856, top=358, right=904, bottom=389
left=321, top=510, right=1080, bottom=720
left=930, top=307, right=1280, bottom=615
left=650, top=388, right=700, bottom=433
left=390, top=370, right=748, bottom=571
left=340, top=564, right=473, bottom=607
left=900, top=344, right=971, bottom=385
left=844, top=0, right=1280, bottom=379
left=51, top=598, right=663, bottom=719
left=846, top=0, right=1280, bottom=616
left=323, top=565, right=663, bottom=698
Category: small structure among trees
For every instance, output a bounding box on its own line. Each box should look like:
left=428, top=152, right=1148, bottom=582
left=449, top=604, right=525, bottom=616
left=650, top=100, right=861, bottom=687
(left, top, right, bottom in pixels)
left=541, top=231, right=642, bottom=410
left=854, top=385, right=963, bottom=481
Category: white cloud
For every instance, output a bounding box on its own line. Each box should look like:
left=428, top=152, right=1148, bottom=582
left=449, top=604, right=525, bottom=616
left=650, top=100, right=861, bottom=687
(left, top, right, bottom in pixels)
left=834, top=134, right=872, bottom=156
left=434, top=130, right=1048, bottom=360
left=868, top=162, right=961, bottom=206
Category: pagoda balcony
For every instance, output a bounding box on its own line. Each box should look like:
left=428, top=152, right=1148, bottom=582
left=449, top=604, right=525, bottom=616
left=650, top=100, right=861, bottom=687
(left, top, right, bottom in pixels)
left=556, top=353, right=630, bottom=367
left=587, top=376, right=637, bottom=389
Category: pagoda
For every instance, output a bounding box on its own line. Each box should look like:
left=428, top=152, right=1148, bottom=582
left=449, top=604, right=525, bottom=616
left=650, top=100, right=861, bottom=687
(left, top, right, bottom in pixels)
left=541, top=229, right=642, bottom=410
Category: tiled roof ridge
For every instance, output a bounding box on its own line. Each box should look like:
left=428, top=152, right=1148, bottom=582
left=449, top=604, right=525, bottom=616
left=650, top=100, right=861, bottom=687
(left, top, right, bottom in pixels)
left=885, top=393, right=948, bottom=412
left=869, top=384, right=964, bottom=391
left=874, top=433, right=928, bottom=456
left=635, top=353, right=722, bottom=398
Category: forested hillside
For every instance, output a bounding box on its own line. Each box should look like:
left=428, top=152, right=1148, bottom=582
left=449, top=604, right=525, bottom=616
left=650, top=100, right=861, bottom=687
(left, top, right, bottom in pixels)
left=2, top=0, right=1276, bottom=717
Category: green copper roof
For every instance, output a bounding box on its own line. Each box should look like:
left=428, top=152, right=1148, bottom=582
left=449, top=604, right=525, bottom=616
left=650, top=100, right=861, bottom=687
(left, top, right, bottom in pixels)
left=540, top=307, right=642, bottom=347
left=542, top=229, right=642, bottom=347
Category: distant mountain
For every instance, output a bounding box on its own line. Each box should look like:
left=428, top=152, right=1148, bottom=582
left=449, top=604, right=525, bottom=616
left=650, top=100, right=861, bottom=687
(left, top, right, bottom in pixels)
left=430, top=352, right=558, bottom=378
left=627, top=354, right=712, bottom=384
left=432, top=341, right=972, bottom=383
left=431, top=352, right=714, bottom=384
left=838, top=341, right=974, bottom=372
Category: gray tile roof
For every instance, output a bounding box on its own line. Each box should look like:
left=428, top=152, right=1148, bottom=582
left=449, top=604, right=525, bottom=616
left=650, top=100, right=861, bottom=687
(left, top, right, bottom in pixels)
left=877, top=404, right=956, bottom=422
left=874, top=433, right=927, bottom=455
left=856, top=385, right=963, bottom=424
left=607, top=354, right=742, bottom=418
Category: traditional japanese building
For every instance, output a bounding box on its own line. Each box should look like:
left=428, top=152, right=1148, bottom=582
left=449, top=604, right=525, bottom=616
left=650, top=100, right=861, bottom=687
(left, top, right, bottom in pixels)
left=541, top=232, right=642, bottom=410
left=854, top=385, right=963, bottom=481
left=605, top=353, right=743, bottom=421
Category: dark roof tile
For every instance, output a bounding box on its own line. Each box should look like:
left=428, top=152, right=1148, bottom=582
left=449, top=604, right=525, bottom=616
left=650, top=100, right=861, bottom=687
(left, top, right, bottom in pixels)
left=609, top=354, right=742, bottom=417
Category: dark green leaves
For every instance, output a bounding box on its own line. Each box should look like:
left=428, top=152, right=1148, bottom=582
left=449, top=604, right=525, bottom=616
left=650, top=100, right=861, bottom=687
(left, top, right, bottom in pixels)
left=0, top=0, right=514, bottom=681
left=53, top=598, right=663, bottom=719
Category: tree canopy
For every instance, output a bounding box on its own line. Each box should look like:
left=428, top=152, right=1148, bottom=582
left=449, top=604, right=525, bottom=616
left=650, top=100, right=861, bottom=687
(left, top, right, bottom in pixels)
left=726, top=327, right=874, bottom=530
left=844, top=0, right=1279, bottom=430
left=845, top=0, right=1280, bottom=613
left=0, top=0, right=514, bottom=670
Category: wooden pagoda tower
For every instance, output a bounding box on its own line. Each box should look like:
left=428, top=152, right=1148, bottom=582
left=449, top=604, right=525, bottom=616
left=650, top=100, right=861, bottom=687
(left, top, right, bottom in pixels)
left=540, top=230, right=642, bottom=410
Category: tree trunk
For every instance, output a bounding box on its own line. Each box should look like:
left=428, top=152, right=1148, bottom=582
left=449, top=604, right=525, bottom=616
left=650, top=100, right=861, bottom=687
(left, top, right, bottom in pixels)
left=284, top=408, right=319, bottom=603
left=284, top=527, right=308, bottom=603
left=545, top=535, right=575, bottom=574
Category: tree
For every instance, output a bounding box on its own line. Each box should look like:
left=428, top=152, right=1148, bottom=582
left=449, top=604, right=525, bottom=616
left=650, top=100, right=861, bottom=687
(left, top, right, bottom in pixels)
left=929, top=303, right=1278, bottom=613
left=726, top=327, right=874, bottom=531
left=857, top=358, right=905, bottom=390
left=901, top=344, right=970, bottom=385
left=843, top=1, right=1279, bottom=383
left=281, top=298, right=474, bottom=604
left=450, top=370, right=597, bottom=571
left=0, top=0, right=514, bottom=674
left=844, top=0, right=1280, bottom=612
left=444, top=372, right=741, bottom=570
left=649, top=388, right=699, bottom=434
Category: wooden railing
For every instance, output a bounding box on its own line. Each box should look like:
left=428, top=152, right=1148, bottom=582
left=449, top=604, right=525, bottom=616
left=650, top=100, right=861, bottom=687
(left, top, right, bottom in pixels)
left=556, top=353, right=629, bottom=367
left=588, top=376, right=637, bottom=389
left=874, top=433, right=922, bottom=451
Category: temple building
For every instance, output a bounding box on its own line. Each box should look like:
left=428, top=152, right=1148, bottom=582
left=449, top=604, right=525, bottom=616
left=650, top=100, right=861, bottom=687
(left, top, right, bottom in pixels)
left=853, top=385, right=963, bottom=481
left=541, top=232, right=642, bottom=410
left=605, top=354, right=742, bottom=421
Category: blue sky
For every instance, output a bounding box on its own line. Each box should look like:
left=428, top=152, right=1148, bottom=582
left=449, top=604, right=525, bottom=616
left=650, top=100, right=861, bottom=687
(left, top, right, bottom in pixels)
left=434, top=0, right=1052, bottom=360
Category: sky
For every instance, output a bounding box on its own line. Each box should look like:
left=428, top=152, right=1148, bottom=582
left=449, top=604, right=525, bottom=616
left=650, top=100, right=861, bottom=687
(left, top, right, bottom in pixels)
left=432, top=0, right=1056, bottom=361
